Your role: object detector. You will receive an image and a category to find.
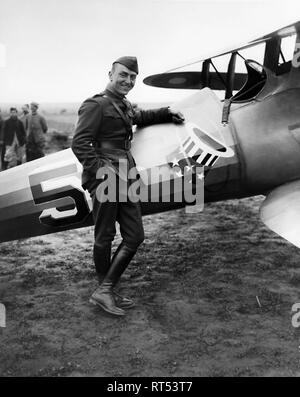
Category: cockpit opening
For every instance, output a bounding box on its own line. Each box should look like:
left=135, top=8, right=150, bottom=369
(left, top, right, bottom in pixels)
left=230, top=59, right=267, bottom=102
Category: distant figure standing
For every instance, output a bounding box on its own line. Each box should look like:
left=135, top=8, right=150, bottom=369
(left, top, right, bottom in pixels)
left=2, top=108, right=26, bottom=169
left=0, top=109, right=4, bottom=170
left=19, top=104, right=30, bottom=164
left=26, top=102, right=48, bottom=161
left=20, top=104, right=30, bottom=136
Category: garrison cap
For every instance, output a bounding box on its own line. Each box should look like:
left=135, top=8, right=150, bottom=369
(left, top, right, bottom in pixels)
left=113, top=56, right=139, bottom=74
left=30, top=101, right=39, bottom=108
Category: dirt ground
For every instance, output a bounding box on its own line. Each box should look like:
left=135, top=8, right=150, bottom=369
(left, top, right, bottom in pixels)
left=1, top=195, right=300, bottom=377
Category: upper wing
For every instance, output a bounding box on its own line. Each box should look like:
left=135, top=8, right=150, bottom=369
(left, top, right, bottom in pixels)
left=143, top=20, right=300, bottom=91
left=167, top=20, right=300, bottom=72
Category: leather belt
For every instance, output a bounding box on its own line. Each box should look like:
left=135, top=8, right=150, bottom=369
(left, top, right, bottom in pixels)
left=95, top=140, right=131, bottom=150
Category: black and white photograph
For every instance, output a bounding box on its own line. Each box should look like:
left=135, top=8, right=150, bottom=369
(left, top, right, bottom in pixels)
left=1, top=0, right=300, bottom=380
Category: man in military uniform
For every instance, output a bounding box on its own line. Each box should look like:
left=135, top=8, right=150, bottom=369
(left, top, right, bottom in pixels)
left=20, top=104, right=30, bottom=136
left=26, top=102, right=48, bottom=161
left=71, top=56, right=184, bottom=316
left=0, top=109, right=4, bottom=170
left=18, top=104, right=30, bottom=164
left=1, top=107, right=26, bottom=169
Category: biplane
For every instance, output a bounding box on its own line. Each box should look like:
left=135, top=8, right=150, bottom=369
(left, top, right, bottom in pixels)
left=1, top=20, right=300, bottom=249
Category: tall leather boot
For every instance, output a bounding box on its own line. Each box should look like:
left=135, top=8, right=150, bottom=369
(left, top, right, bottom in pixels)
left=89, top=242, right=136, bottom=316
left=111, top=243, right=135, bottom=309
left=93, top=244, right=111, bottom=284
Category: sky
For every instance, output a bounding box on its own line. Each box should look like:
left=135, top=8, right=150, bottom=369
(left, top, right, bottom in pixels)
left=1, top=0, right=300, bottom=105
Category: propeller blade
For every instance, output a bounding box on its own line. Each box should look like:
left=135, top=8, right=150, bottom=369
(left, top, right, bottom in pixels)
left=260, top=180, right=300, bottom=248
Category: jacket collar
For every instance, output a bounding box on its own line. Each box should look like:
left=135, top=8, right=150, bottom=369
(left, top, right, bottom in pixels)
left=104, top=86, right=125, bottom=101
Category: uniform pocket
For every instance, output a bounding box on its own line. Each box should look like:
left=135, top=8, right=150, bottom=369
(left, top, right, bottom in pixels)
left=103, top=109, right=122, bottom=119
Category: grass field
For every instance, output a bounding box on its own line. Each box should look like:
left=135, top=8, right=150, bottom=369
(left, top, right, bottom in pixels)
left=0, top=195, right=300, bottom=376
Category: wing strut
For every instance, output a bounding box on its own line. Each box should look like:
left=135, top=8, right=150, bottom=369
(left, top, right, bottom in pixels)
left=210, top=60, right=227, bottom=90
left=225, top=52, right=237, bottom=99
left=263, top=36, right=281, bottom=72
left=201, top=59, right=211, bottom=87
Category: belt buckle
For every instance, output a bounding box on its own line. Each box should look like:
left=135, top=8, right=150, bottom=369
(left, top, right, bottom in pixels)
left=124, top=140, right=131, bottom=150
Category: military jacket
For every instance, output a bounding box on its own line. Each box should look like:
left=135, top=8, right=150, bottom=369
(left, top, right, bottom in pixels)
left=28, top=114, right=48, bottom=146
left=2, top=117, right=26, bottom=146
left=72, top=88, right=173, bottom=189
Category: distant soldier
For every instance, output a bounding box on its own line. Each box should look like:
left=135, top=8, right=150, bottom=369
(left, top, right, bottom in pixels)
left=0, top=109, right=4, bottom=170
left=2, top=108, right=26, bottom=169
left=20, top=104, right=30, bottom=136
left=26, top=102, right=48, bottom=161
left=16, top=104, right=30, bottom=164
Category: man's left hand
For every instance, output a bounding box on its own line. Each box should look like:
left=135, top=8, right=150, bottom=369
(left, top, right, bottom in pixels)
left=169, top=110, right=185, bottom=124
